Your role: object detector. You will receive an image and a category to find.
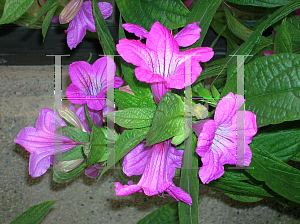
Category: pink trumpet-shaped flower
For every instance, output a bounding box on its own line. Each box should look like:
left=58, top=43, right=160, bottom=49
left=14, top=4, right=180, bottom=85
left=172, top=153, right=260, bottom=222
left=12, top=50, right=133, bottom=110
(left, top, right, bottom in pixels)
left=122, top=22, right=201, bottom=47
left=65, top=1, right=113, bottom=50
left=14, top=108, right=83, bottom=177
left=117, top=21, right=213, bottom=103
left=66, top=56, right=123, bottom=110
left=114, top=140, right=193, bottom=205
left=194, top=92, right=257, bottom=184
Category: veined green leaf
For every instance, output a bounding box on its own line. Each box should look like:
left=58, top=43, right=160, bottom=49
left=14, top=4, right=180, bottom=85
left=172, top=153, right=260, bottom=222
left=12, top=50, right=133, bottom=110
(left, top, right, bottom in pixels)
left=115, top=0, right=190, bottom=30
left=42, top=4, right=58, bottom=39
left=11, top=201, right=58, bottom=224
left=226, top=0, right=292, bottom=7
left=53, top=162, right=87, bottom=183
left=0, top=0, right=35, bottom=24
left=146, top=92, right=184, bottom=146
left=244, top=54, right=300, bottom=127
left=274, top=19, right=292, bottom=53
left=30, top=0, right=60, bottom=24
left=137, top=202, right=179, bottom=224
left=112, top=108, right=156, bottom=129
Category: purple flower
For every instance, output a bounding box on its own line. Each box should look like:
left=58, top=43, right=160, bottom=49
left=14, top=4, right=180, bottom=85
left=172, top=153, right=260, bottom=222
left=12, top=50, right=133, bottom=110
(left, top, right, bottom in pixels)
left=14, top=108, right=83, bottom=177
left=117, top=21, right=213, bottom=103
left=66, top=56, right=123, bottom=110
left=114, top=140, right=193, bottom=205
left=262, top=50, right=274, bottom=56
left=65, top=1, right=113, bottom=50
left=122, top=22, right=201, bottom=47
left=194, top=92, right=257, bottom=184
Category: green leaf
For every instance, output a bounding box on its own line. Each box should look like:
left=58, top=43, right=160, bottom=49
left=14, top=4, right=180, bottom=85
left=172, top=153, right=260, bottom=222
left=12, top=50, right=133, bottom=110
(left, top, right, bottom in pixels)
left=224, top=193, right=265, bottom=202
left=13, top=12, right=43, bottom=29
left=97, top=127, right=150, bottom=180
left=92, top=0, right=116, bottom=55
left=211, top=84, right=220, bottom=99
left=61, top=145, right=85, bottom=161
left=274, top=19, right=292, bottom=53
left=0, top=0, right=35, bottom=24
left=84, top=104, right=93, bottom=132
left=61, top=126, right=90, bottom=142
left=115, top=89, right=156, bottom=110
left=209, top=177, right=273, bottom=198
left=171, top=122, right=192, bottom=146
left=146, top=92, right=184, bottom=146
left=246, top=145, right=300, bottom=203
left=222, top=165, right=250, bottom=181
left=178, top=134, right=199, bottom=224
left=112, top=108, right=156, bottom=129
left=115, top=0, right=190, bottom=30
left=11, top=200, right=58, bottom=224
left=30, top=0, right=60, bottom=24
left=137, top=202, right=179, bottom=224
left=42, top=4, right=58, bottom=40
left=292, top=151, right=300, bottom=162
left=197, top=87, right=212, bottom=98
left=224, top=6, right=254, bottom=42
left=251, top=121, right=300, bottom=162
left=226, top=0, right=291, bottom=7
left=186, top=0, right=222, bottom=47
left=221, top=1, right=300, bottom=95
left=244, top=53, right=300, bottom=127
left=87, top=124, right=107, bottom=166
left=53, top=162, right=86, bottom=183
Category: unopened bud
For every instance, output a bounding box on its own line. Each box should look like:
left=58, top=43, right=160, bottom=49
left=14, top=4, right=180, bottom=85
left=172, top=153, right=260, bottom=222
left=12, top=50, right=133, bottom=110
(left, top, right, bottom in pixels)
left=191, top=104, right=208, bottom=119
left=58, top=158, right=84, bottom=172
left=59, top=0, right=83, bottom=24
left=59, top=106, right=87, bottom=132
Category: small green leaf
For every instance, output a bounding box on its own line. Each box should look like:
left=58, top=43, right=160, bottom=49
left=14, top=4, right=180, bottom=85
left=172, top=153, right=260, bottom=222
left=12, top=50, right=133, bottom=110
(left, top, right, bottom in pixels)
left=115, top=89, right=156, bottom=110
left=97, top=127, right=150, bottom=180
left=61, top=145, right=85, bottom=161
left=11, top=200, right=58, bottom=224
left=211, top=84, right=220, bottom=99
left=146, top=92, right=184, bottom=146
left=224, top=193, right=264, bottom=202
left=42, top=4, right=58, bottom=40
left=84, top=104, right=93, bottom=132
left=274, top=18, right=292, bottom=53
left=222, top=165, right=250, bottom=181
left=137, top=202, right=179, bottom=224
left=226, top=0, right=291, bottom=8
left=30, top=0, right=60, bottom=24
left=61, top=126, right=90, bottom=143
left=53, top=162, right=86, bottom=183
left=0, top=0, right=35, bottom=24
left=112, top=108, right=156, bottom=129
left=292, top=151, right=300, bottom=162
left=115, top=0, right=190, bottom=30
left=87, top=124, right=107, bottom=166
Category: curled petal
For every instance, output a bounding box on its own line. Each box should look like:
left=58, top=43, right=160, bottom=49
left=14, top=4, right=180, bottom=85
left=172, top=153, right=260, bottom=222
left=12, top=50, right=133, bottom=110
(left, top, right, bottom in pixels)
left=174, top=22, right=201, bottom=47
left=135, top=67, right=165, bottom=83
left=150, top=82, right=171, bottom=104
left=166, top=186, right=193, bottom=205
left=114, top=182, right=142, bottom=196
left=122, top=23, right=149, bottom=39
left=262, top=50, right=274, bottom=56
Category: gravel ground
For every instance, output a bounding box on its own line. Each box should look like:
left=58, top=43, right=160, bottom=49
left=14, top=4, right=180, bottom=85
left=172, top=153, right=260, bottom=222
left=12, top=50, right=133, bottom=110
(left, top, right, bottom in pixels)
left=1, top=66, right=300, bottom=224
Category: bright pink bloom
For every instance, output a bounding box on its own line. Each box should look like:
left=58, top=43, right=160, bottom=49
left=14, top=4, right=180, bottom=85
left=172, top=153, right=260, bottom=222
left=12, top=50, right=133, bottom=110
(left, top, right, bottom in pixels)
left=65, top=1, right=113, bottom=49
left=117, top=21, right=213, bottom=103
left=195, top=92, right=257, bottom=184
left=122, top=22, right=201, bottom=47
left=66, top=57, right=123, bottom=110
left=115, top=140, right=192, bottom=205
left=14, top=108, right=82, bottom=177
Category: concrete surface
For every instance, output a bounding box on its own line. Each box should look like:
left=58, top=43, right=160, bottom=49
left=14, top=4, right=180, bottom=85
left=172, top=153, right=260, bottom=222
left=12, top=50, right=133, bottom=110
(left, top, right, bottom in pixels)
left=1, top=65, right=300, bottom=224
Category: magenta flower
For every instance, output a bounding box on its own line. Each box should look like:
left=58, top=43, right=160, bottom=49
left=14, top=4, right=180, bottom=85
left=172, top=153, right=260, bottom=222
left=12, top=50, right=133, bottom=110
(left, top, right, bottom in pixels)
left=65, top=1, right=113, bottom=50
left=194, top=92, right=257, bottom=184
left=66, top=56, right=123, bottom=110
left=262, top=50, right=274, bottom=56
left=122, top=22, right=201, bottom=47
left=14, top=108, right=83, bottom=177
left=114, top=140, right=193, bottom=205
left=117, top=21, right=213, bottom=103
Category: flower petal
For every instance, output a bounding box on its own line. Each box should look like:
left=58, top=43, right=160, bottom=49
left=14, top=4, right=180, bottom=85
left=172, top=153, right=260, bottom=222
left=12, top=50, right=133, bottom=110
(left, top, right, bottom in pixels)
left=115, top=182, right=142, bottom=196
left=117, top=39, right=156, bottom=69
left=98, top=2, right=113, bottom=19
left=135, top=67, right=165, bottom=83
left=66, top=84, right=88, bottom=105
left=262, top=50, right=274, bottom=56
left=86, top=90, right=106, bottom=110
left=29, top=152, right=52, bottom=177
left=122, top=23, right=149, bottom=39
left=174, top=22, right=201, bottom=47
left=166, top=186, right=193, bottom=205
left=178, top=47, right=214, bottom=63
left=150, top=82, right=171, bottom=104
left=123, top=140, right=152, bottom=176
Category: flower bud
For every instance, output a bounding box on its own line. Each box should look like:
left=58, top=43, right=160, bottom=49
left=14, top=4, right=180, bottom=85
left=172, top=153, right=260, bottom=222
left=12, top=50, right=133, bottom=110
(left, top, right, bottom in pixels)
left=58, top=158, right=84, bottom=172
left=59, top=106, right=87, bottom=132
left=191, top=103, right=208, bottom=119
left=59, top=0, right=83, bottom=24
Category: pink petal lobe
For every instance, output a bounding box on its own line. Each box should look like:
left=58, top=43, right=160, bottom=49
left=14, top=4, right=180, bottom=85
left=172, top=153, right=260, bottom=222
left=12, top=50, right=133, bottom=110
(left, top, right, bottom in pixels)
left=123, top=140, right=152, bottom=176
left=116, top=39, right=155, bottom=69
left=296, top=8, right=300, bottom=17
left=174, top=22, right=201, bottom=47
left=98, top=2, right=113, bottom=19
left=86, top=90, right=106, bottom=110
left=66, top=84, right=88, bottom=105
left=262, top=50, right=274, bottom=56
left=115, top=182, right=142, bottom=196
left=166, top=186, right=193, bottom=205
left=135, top=67, right=165, bottom=83
left=150, top=82, right=171, bottom=104
left=122, top=23, right=149, bottom=39
left=178, top=47, right=214, bottom=63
